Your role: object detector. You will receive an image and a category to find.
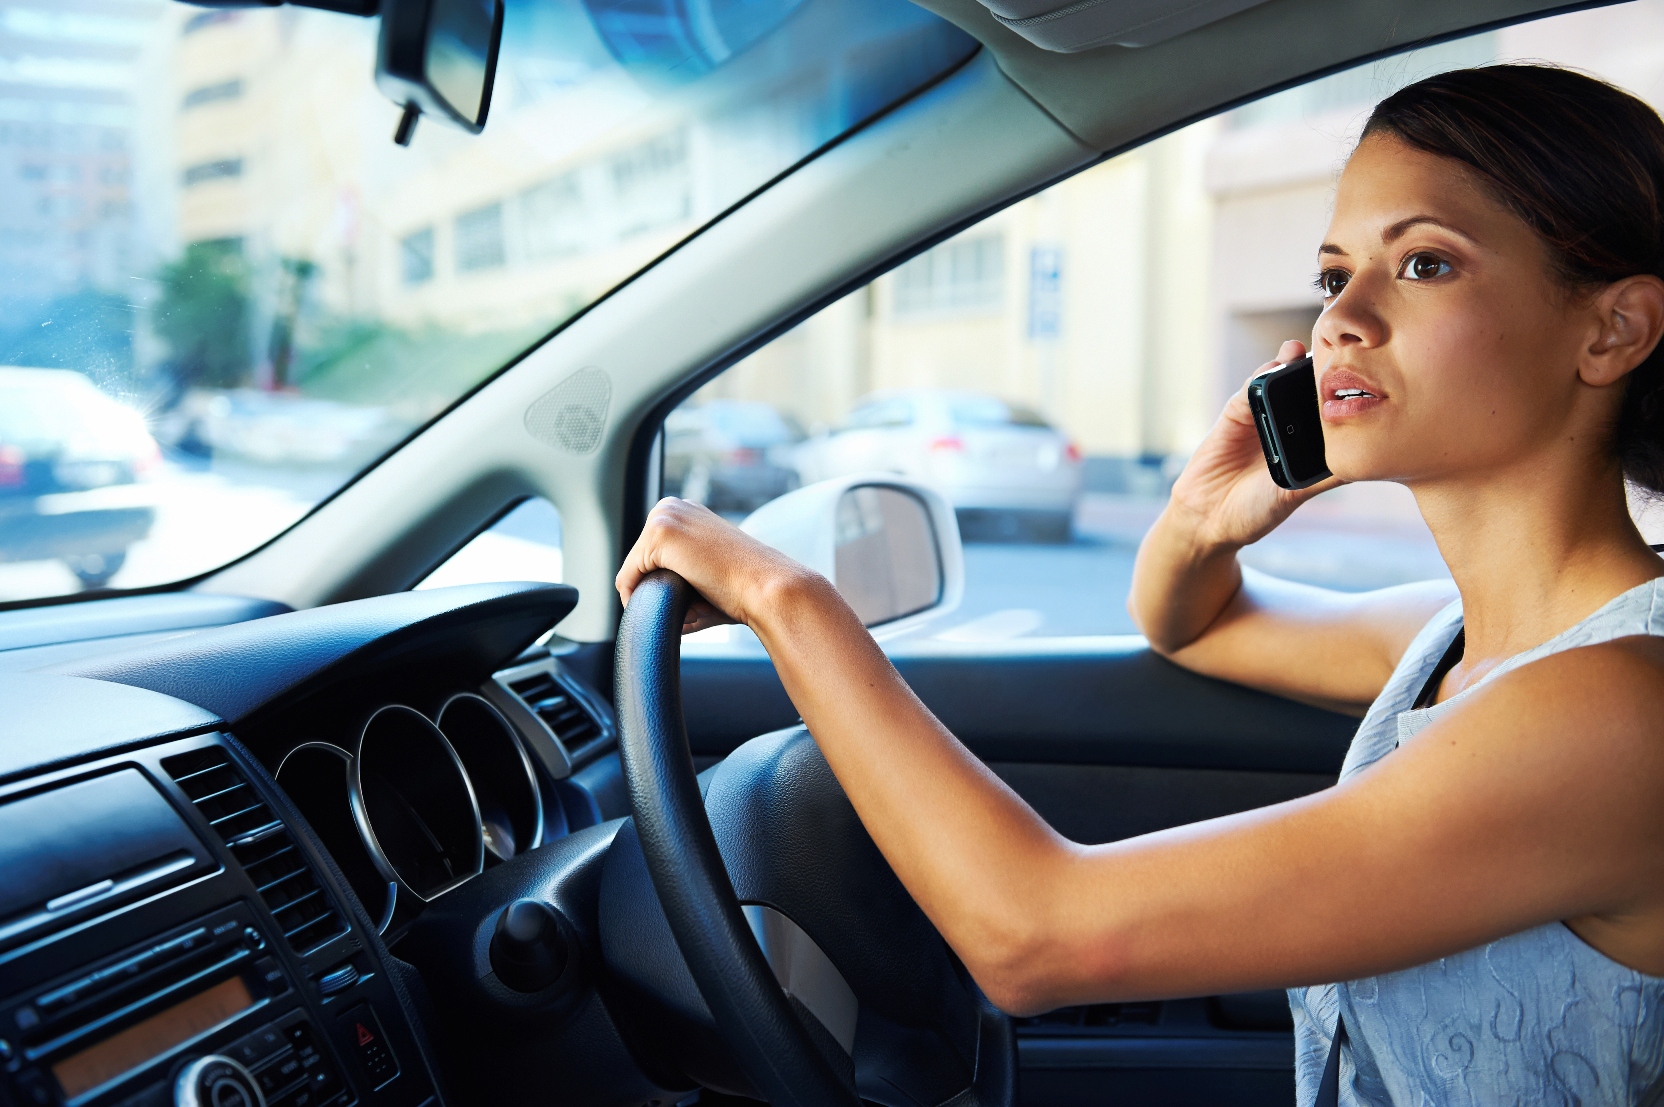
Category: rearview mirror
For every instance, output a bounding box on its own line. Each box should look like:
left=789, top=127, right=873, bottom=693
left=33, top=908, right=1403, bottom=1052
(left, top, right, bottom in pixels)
left=740, top=475, right=964, bottom=638
left=377, top=0, right=504, bottom=144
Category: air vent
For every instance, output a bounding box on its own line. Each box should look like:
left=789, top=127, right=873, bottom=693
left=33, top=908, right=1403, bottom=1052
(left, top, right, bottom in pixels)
left=163, top=747, right=348, bottom=957
left=508, top=670, right=605, bottom=756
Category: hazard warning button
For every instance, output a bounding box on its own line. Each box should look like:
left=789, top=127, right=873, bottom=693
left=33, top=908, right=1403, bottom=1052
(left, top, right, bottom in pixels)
left=336, top=1002, right=400, bottom=1090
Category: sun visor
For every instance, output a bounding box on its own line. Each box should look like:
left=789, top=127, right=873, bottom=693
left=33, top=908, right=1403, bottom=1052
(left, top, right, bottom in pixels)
left=975, top=0, right=1272, bottom=53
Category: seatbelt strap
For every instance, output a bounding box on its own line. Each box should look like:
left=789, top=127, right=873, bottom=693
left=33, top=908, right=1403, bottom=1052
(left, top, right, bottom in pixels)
left=1413, top=627, right=1465, bottom=710
left=1314, top=1014, right=1349, bottom=1107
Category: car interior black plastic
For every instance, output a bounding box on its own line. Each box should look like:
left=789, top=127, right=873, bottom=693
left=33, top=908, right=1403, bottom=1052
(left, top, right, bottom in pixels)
left=609, top=569, right=1016, bottom=1107
left=0, top=770, right=213, bottom=944
left=683, top=640, right=1359, bottom=772
left=50, top=581, right=577, bottom=722
left=0, top=593, right=289, bottom=654
left=0, top=583, right=641, bottom=1107
left=612, top=569, right=858, bottom=1107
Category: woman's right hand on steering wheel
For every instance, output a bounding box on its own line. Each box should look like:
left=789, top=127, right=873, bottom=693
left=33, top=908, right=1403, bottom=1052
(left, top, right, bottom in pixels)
left=1167, top=339, right=1342, bottom=551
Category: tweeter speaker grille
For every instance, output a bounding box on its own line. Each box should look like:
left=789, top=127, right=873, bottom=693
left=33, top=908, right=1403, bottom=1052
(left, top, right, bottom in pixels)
left=525, top=367, right=611, bottom=455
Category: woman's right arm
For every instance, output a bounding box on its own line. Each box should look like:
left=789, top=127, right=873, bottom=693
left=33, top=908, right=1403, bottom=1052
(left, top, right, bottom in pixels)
left=1128, top=339, right=1455, bottom=715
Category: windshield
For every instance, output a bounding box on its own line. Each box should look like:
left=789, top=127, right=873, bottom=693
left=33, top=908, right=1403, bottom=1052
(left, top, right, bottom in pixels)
left=0, top=0, right=974, bottom=601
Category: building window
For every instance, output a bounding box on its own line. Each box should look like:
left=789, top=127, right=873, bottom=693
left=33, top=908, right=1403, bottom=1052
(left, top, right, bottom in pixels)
left=454, top=202, right=505, bottom=272
left=182, top=158, right=243, bottom=186
left=892, top=234, right=1004, bottom=317
left=610, top=130, right=691, bottom=239
left=182, top=80, right=244, bottom=110
left=401, top=226, right=435, bottom=285
left=520, top=175, right=585, bottom=261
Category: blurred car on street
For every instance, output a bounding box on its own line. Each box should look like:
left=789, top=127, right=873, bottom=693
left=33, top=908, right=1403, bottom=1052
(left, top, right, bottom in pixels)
left=0, top=367, right=159, bottom=588
left=155, top=388, right=411, bottom=467
left=798, top=388, right=1082, bottom=542
left=664, top=399, right=805, bottom=515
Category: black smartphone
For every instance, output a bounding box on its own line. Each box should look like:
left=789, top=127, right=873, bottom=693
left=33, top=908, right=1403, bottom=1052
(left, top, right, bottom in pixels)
left=1246, top=355, right=1330, bottom=490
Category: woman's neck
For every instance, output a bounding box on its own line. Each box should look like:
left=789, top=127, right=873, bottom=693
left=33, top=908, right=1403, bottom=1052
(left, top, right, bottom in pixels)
left=1412, top=459, right=1664, bottom=691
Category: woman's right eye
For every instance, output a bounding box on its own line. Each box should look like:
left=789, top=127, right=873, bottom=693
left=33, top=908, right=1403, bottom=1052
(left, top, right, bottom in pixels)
left=1315, top=268, right=1350, bottom=298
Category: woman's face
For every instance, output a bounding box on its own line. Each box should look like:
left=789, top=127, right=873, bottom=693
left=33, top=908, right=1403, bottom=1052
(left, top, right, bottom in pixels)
left=1313, top=132, right=1605, bottom=486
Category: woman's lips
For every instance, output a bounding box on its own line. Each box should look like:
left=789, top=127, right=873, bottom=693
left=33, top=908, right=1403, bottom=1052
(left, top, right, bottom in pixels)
left=1321, top=367, right=1385, bottom=419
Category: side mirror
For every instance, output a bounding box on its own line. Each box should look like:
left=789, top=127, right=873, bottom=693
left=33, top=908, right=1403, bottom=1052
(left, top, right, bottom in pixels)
left=740, top=475, right=964, bottom=639
left=377, top=0, right=504, bottom=144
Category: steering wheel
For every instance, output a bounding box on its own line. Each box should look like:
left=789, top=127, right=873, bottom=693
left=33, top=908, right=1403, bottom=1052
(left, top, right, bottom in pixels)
left=609, top=569, right=1013, bottom=1107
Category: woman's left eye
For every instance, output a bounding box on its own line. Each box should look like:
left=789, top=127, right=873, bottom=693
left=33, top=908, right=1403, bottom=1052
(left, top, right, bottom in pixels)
left=1400, top=253, right=1452, bottom=281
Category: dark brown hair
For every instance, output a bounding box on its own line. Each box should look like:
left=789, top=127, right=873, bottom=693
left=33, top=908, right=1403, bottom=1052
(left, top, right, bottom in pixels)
left=1363, top=64, right=1664, bottom=493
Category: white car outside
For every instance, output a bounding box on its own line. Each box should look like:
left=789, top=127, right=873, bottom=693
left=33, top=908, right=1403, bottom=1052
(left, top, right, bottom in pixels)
left=797, top=389, right=1082, bottom=540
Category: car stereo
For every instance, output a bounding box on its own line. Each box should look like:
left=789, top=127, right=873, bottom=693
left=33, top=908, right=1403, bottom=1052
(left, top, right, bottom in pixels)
left=2, top=902, right=347, bottom=1107
left=0, top=741, right=440, bottom=1107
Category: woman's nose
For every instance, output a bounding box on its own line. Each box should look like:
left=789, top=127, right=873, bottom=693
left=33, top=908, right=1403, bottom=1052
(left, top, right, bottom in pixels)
left=1314, top=275, right=1388, bottom=351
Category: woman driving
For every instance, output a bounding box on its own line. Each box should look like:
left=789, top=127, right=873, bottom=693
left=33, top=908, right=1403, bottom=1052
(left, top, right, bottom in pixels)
left=617, top=65, right=1664, bottom=1105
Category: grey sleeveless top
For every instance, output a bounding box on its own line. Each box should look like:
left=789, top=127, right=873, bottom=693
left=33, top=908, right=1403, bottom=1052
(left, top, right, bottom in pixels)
left=1289, top=576, right=1664, bottom=1107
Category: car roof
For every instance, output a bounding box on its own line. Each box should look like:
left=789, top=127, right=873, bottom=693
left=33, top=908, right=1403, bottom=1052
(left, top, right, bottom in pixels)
left=911, top=0, right=1582, bottom=152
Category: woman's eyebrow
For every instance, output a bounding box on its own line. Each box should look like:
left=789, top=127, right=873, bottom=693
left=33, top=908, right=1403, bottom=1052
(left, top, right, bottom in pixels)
left=1381, top=214, right=1480, bottom=244
left=1318, top=214, right=1480, bottom=260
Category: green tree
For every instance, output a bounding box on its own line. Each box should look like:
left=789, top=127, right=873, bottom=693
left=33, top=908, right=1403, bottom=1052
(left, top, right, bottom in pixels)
left=152, top=239, right=252, bottom=390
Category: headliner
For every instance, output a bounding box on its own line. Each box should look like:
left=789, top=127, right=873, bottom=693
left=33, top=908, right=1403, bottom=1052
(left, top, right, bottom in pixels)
left=909, top=0, right=1609, bottom=152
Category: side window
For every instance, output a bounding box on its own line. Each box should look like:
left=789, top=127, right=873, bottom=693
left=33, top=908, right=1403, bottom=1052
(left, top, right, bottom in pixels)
left=671, top=18, right=1664, bottom=642
left=416, top=497, right=563, bottom=590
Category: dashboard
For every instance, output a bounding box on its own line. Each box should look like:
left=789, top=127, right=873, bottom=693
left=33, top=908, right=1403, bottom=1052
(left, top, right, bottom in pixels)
left=0, top=582, right=631, bottom=1107
left=264, top=647, right=618, bottom=943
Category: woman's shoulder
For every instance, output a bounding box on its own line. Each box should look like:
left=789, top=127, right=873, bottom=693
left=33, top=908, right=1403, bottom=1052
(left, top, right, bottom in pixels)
left=1458, top=633, right=1664, bottom=764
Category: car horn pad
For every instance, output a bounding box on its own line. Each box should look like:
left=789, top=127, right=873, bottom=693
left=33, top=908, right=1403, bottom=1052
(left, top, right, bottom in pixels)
left=600, top=724, right=1013, bottom=1106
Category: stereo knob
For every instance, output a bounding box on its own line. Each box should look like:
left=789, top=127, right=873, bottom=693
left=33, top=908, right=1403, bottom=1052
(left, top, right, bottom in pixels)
left=174, top=1055, right=264, bottom=1107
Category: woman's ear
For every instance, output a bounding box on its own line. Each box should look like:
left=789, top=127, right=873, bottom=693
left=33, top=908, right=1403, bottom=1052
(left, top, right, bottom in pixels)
left=1581, top=274, right=1664, bottom=387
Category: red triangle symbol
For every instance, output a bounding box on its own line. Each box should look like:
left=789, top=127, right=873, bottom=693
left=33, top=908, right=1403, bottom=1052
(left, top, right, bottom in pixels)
left=356, top=1022, right=375, bottom=1046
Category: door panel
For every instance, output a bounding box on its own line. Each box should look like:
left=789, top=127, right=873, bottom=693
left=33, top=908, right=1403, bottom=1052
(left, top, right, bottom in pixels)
left=683, top=639, right=1356, bottom=771
left=681, top=639, right=1355, bottom=1106
left=988, top=761, right=1331, bottom=845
